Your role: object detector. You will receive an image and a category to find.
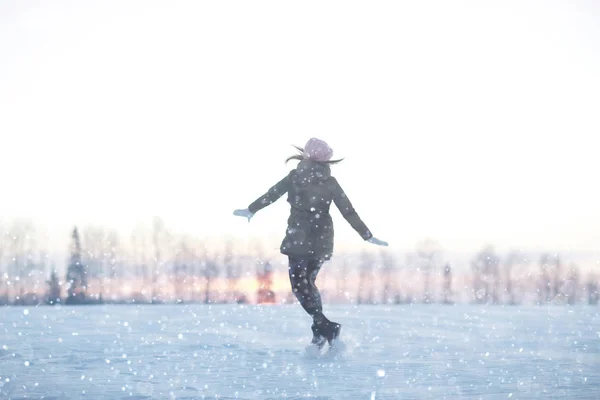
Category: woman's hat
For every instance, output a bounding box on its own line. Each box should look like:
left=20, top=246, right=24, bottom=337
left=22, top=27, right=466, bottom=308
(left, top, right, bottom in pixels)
left=303, top=137, right=333, bottom=162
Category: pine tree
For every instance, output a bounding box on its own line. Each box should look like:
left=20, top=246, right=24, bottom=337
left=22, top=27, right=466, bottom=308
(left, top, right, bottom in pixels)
left=46, top=269, right=61, bottom=305
left=65, top=227, right=87, bottom=304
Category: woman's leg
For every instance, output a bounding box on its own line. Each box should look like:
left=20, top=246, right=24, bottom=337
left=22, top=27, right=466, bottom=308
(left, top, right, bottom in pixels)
left=288, top=256, right=324, bottom=318
left=289, top=257, right=339, bottom=345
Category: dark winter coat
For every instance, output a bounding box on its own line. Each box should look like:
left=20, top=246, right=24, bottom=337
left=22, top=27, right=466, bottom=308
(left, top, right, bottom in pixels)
left=248, top=159, right=373, bottom=260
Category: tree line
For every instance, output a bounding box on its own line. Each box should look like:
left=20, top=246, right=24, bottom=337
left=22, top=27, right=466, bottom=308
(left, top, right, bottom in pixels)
left=341, top=240, right=599, bottom=306
left=0, top=219, right=598, bottom=306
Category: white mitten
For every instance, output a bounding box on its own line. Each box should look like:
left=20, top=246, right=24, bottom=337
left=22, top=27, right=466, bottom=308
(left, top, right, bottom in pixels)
left=233, top=208, right=254, bottom=222
left=367, top=237, right=388, bottom=246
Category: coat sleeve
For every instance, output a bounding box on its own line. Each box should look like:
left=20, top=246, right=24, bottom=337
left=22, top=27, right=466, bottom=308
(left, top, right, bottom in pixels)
left=331, top=178, right=373, bottom=241
left=248, top=172, right=292, bottom=214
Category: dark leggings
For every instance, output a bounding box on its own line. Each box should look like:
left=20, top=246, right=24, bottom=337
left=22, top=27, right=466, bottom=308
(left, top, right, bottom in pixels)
left=288, top=256, right=325, bottom=320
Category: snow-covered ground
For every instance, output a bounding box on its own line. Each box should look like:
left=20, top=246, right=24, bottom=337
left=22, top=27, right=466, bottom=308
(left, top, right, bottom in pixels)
left=1, top=303, right=598, bottom=399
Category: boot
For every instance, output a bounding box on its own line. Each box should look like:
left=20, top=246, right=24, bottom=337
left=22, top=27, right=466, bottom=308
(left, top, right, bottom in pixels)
left=320, top=321, right=341, bottom=346
left=313, top=316, right=341, bottom=346
left=310, top=323, right=326, bottom=349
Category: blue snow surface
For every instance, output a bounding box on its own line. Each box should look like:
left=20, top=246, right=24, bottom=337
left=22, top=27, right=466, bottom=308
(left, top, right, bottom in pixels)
left=0, top=304, right=599, bottom=400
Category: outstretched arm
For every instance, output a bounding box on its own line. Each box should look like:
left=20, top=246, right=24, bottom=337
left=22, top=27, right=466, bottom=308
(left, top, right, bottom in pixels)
left=247, top=172, right=292, bottom=214
left=331, top=178, right=373, bottom=241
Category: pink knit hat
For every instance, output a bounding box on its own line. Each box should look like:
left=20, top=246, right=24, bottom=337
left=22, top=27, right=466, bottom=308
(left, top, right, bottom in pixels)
left=303, top=137, right=333, bottom=162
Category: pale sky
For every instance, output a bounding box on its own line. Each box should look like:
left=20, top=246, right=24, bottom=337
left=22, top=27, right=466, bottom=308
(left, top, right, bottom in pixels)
left=1, top=0, right=599, bottom=258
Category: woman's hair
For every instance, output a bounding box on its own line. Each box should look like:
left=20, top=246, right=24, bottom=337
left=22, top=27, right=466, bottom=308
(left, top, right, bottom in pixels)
left=285, top=145, right=344, bottom=165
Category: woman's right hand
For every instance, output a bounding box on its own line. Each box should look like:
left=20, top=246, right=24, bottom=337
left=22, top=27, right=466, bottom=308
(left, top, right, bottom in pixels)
left=367, top=237, right=388, bottom=246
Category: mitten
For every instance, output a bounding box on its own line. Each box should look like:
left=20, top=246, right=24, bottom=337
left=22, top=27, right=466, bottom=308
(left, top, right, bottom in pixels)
left=367, top=237, right=388, bottom=247
left=233, top=208, right=254, bottom=222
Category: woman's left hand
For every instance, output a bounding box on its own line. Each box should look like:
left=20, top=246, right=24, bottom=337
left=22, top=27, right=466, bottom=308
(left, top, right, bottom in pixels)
left=233, top=208, right=254, bottom=222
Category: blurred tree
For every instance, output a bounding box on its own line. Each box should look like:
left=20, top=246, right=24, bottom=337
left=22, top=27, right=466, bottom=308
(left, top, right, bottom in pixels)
left=224, top=238, right=242, bottom=303
left=83, top=226, right=108, bottom=301
left=187, top=237, right=202, bottom=303
left=173, top=236, right=193, bottom=303
left=587, top=273, right=599, bottom=305
left=471, top=245, right=500, bottom=304
left=0, top=220, right=6, bottom=304
left=538, top=253, right=552, bottom=304
left=9, top=219, right=36, bottom=305
left=565, top=263, right=580, bottom=305
left=416, top=238, right=442, bottom=304
left=503, top=250, right=522, bottom=305
left=45, top=268, right=61, bottom=305
left=256, top=260, right=276, bottom=304
left=201, top=243, right=220, bottom=304
left=104, top=229, right=120, bottom=302
left=402, top=253, right=418, bottom=304
left=335, top=258, right=350, bottom=304
left=357, top=251, right=374, bottom=304
left=151, top=216, right=167, bottom=303
left=32, top=249, right=50, bottom=302
left=65, top=227, right=88, bottom=304
left=380, top=250, right=397, bottom=305
left=549, top=253, right=563, bottom=300
left=129, top=224, right=150, bottom=302
left=442, top=263, right=453, bottom=304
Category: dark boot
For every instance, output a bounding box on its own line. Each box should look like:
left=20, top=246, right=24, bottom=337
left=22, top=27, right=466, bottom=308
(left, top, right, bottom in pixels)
left=320, top=321, right=341, bottom=346
left=310, top=323, right=326, bottom=349
left=313, top=316, right=341, bottom=346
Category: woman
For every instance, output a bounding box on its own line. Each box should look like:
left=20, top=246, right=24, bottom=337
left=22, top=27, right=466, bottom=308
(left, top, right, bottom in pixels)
left=233, top=137, right=388, bottom=349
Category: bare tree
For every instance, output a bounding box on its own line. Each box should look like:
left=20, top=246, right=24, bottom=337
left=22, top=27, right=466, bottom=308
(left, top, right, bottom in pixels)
left=551, top=253, right=562, bottom=300
left=471, top=256, right=484, bottom=304
left=0, top=220, right=8, bottom=304
left=471, top=245, right=500, bottom=304
left=490, top=253, right=500, bottom=304
left=32, top=249, right=50, bottom=302
left=503, top=251, right=523, bottom=305
left=402, top=253, right=418, bottom=304
left=380, top=250, right=397, bottom=305
left=151, top=216, right=169, bottom=303
left=442, top=263, right=453, bottom=304
left=107, top=229, right=123, bottom=302
left=129, top=224, right=151, bottom=302
left=513, top=254, right=534, bottom=305
left=45, top=268, right=61, bottom=305
left=334, top=258, right=350, bottom=304
left=224, top=238, right=242, bottom=303
left=151, top=217, right=163, bottom=302
left=586, top=273, right=599, bottom=306
left=186, top=237, right=203, bottom=303
left=538, top=253, right=553, bottom=304
left=565, top=263, right=580, bottom=305
left=8, top=219, right=36, bottom=305
left=200, top=242, right=219, bottom=304
left=83, top=226, right=109, bottom=301
left=416, top=238, right=442, bottom=304
left=173, top=236, right=194, bottom=303
left=357, top=251, right=375, bottom=304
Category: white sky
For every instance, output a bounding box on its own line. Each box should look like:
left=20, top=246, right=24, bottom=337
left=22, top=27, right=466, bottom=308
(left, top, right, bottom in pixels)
left=1, top=0, right=599, bottom=257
